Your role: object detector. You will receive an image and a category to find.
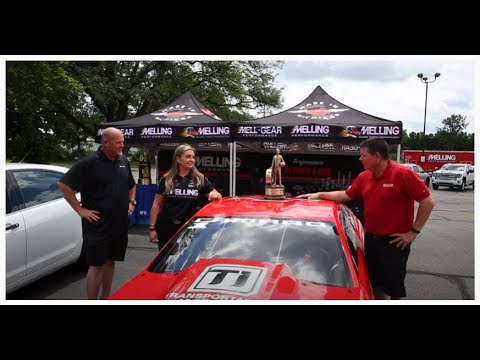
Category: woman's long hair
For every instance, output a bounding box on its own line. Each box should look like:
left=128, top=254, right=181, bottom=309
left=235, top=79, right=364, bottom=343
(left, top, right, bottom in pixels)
left=163, top=144, right=204, bottom=194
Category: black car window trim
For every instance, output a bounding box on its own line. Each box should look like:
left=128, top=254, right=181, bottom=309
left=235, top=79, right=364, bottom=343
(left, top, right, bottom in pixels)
left=338, top=206, right=359, bottom=269
left=6, top=170, right=24, bottom=213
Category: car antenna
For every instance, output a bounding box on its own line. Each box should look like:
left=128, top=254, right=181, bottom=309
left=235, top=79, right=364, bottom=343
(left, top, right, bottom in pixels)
left=19, top=148, right=32, bottom=163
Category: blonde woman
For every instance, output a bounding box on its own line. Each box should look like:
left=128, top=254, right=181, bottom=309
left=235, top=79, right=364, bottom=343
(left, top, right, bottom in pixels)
left=148, top=144, right=222, bottom=250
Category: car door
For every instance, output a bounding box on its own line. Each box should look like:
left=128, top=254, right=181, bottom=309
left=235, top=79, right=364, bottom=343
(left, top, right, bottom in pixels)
left=5, top=173, right=27, bottom=292
left=10, top=169, right=82, bottom=281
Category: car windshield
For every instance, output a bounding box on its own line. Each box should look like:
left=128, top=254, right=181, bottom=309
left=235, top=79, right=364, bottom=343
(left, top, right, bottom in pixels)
left=149, top=216, right=352, bottom=287
left=443, top=165, right=465, bottom=171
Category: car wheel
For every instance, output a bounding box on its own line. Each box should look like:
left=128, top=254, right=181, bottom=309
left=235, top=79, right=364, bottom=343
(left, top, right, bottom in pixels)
left=425, top=178, right=430, bottom=187
left=472, top=181, right=475, bottom=190
left=459, top=181, right=466, bottom=191
left=432, top=184, right=439, bottom=190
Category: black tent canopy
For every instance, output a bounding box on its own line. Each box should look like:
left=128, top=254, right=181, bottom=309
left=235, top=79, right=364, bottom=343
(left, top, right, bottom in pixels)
left=235, top=85, right=402, bottom=144
left=95, top=91, right=237, bottom=194
left=95, top=91, right=232, bottom=146
left=97, top=86, right=403, bottom=196
left=95, top=86, right=402, bottom=149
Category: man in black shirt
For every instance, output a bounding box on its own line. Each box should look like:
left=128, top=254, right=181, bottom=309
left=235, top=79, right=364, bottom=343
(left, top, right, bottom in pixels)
left=58, top=127, right=136, bottom=300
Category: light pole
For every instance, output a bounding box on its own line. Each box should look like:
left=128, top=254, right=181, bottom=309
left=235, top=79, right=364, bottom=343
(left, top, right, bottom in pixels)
left=417, top=72, right=441, bottom=162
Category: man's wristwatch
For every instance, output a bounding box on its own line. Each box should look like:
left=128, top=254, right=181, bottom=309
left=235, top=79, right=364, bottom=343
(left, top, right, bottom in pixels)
left=411, top=227, right=421, bottom=234
left=148, top=224, right=156, bottom=231
left=129, top=199, right=137, bottom=206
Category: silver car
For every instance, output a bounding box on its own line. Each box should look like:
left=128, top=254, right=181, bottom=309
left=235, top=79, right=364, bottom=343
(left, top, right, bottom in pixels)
left=5, top=163, right=84, bottom=294
left=400, top=163, right=431, bottom=187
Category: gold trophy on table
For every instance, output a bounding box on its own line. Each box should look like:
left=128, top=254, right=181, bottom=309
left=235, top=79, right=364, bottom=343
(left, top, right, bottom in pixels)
left=138, top=153, right=152, bottom=185
left=265, top=148, right=286, bottom=200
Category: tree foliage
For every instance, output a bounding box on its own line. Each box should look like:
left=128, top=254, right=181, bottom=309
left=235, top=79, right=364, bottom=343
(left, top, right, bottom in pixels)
left=401, top=114, right=474, bottom=151
left=438, top=114, right=469, bottom=134
left=6, top=60, right=284, bottom=162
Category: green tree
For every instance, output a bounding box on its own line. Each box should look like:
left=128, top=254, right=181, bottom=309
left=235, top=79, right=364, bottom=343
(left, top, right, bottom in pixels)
left=400, top=129, right=410, bottom=149
left=6, top=61, right=94, bottom=162
left=402, top=114, right=473, bottom=152
left=64, top=61, right=283, bottom=124
left=435, top=114, right=471, bottom=151
left=6, top=60, right=284, bottom=162
left=437, top=114, right=469, bottom=134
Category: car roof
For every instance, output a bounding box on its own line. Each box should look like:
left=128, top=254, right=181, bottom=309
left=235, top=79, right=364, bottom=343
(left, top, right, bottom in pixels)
left=195, top=195, right=338, bottom=222
left=5, top=163, right=70, bottom=173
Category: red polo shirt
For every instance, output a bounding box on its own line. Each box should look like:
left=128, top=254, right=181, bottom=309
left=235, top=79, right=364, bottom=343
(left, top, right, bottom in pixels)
left=345, top=161, right=430, bottom=236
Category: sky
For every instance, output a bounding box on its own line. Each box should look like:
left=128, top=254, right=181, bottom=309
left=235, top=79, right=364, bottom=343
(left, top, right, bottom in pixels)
left=273, top=56, right=475, bottom=134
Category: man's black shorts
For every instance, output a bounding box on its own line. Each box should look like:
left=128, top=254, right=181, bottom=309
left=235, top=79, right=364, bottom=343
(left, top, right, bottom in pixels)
left=364, top=232, right=411, bottom=298
left=84, top=233, right=128, bottom=266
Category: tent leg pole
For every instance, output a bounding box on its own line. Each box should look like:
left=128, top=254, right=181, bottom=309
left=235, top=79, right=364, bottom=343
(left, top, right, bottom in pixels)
left=229, top=142, right=233, bottom=196
left=397, top=143, right=401, bottom=163
left=232, top=141, right=236, bottom=196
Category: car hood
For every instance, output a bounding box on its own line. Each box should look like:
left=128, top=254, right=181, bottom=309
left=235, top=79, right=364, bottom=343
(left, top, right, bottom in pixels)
left=109, top=258, right=366, bottom=300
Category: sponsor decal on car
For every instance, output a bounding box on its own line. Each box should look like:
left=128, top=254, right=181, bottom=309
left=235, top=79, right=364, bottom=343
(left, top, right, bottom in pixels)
left=187, top=217, right=329, bottom=230
left=165, top=292, right=245, bottom=300
left=188, top=264, right=268, bottom=296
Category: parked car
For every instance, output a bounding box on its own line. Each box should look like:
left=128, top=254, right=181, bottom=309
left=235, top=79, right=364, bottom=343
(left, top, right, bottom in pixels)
left=109, top=196, right=373, bottom=300
left=5, top=163, right=84, bottom=294
left=432, top=163, right=475, bottom=191
left=400, top=163, right=431, bottom=187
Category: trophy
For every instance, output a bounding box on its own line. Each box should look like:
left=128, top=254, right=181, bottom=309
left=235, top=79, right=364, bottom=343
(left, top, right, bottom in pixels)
left=265, top=148, right=286, bottom=200
left=138, top=153, right=152, bottom=185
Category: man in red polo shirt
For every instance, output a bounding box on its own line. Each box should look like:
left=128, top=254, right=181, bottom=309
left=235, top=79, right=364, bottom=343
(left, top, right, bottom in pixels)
left=297, top=138, right=435, bottom=300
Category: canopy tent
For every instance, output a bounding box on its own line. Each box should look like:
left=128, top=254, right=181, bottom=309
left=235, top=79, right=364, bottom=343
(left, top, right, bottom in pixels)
left=97, top=86, right=403, bottom=196
left=234, top=85, right=402, bottom=144
left=146, top=85, right=403, bottom=160
left=94, top=91, right=237, bottom=194
left=94, top=91, right=232, bottom=146
left=225, top=85, right=402, bottom=194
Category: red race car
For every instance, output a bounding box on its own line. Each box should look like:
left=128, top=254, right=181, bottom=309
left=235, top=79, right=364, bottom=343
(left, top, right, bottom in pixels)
left=109, top=196, right=373, bottom=300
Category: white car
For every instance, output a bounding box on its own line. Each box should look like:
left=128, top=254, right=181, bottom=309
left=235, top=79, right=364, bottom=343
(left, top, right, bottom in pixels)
left=400, top=163, right=431, bottom=187
left=5, top=163, right=84, bottom=294
left=432, top=163, right=475, bottom=191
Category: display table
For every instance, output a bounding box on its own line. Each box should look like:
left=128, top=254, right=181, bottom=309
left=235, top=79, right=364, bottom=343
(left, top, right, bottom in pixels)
left=129, top=184, right=157, bottom=226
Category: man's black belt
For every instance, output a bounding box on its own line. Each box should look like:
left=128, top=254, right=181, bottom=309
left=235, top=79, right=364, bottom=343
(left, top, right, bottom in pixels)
left=365, top=232, right=394, bottom=240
